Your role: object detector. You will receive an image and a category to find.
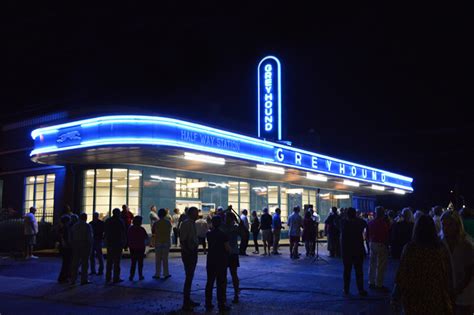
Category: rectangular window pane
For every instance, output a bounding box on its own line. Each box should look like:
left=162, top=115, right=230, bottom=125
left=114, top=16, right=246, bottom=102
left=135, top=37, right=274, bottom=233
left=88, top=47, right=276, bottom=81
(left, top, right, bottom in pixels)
left=25, top=184, right=35, bottom=201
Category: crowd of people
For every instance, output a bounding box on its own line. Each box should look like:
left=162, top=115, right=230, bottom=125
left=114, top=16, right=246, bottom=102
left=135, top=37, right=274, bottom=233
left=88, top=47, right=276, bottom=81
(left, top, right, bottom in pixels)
left=22, top=202, right=474, bottom=314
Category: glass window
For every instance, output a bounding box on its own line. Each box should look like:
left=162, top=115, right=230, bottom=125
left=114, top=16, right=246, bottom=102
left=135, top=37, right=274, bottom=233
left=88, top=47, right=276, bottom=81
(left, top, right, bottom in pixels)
left=227, top=181, right=249, bottom=214
left=82, top=168, right=142, bottom=219
left=239, top=182, right=250, bottom=213
left=268, top=186, right=279, bottom=214
left=176, top=177, right=199, bottom=199
left=24, top=174, right=55, bottom=223
left=280, top=187, right=288, bottom=223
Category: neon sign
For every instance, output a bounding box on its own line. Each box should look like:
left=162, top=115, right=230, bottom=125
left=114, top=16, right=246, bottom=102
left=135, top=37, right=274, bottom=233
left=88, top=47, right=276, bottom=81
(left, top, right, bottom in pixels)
left=30, top=115, right=413, bottom=192
left=258, top=56, right=281, bottom=140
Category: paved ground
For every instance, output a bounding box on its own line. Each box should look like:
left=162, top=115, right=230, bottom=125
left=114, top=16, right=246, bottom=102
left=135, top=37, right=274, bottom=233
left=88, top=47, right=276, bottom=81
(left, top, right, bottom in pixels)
left=0, top=244, right=398, bottom=315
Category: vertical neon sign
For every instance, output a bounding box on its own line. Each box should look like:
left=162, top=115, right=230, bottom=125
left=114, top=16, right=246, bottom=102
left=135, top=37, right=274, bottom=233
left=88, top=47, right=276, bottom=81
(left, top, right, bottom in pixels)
left=258, top=56, right=281, bottom=140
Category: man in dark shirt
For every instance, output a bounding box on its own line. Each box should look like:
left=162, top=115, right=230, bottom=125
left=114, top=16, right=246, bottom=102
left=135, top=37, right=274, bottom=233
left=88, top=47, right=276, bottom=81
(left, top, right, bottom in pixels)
left=260, top=208, right=273, bottom=255
left=89, top=212, right=105, bottom=275
left=325, top=207, right=341, bottom=257
left=340, top=207, right=368, bottom=296
left=205, top=216, right=231, bottom=312
left=104, top=208, right=127, bottom=283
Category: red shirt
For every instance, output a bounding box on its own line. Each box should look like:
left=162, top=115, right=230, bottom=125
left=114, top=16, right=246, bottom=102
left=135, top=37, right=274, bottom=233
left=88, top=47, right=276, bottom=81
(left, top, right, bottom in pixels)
left=121, top=210, right=134, bottom=227
left=368, top=218, right=389, bottom=243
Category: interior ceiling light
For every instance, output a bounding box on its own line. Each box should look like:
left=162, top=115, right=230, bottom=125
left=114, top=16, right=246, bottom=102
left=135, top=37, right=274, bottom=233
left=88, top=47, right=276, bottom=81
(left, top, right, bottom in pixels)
left=256, top=164, right=285, bottom=174
left=393, top=188, right=406, bottom=195
left=184, top=152, right=225, bottom=165
left=371, top=184, right=385, bottom=191
left=334, top=194, right=350, bottom=199
left=306, top=172, right=328, bottom=182
left=343, top=179, right=360, bottom=187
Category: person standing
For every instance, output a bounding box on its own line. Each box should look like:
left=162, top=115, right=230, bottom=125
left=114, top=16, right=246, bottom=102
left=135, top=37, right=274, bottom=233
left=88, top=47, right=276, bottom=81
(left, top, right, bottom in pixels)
left=128, top=216, right=148, bottom=281
left=367, top=206, right=390, bottom=292
left=179, top=206, right=200, bottom=311
left=272, top=208, right=283, bottom=255
left=89, top=212, right=105, bottom=275
left=391, top=215, right=453, bottom=314
left=288, top=206, right=303, bottom=259
left=260, top=208, right=273, bottom=256
left=24, top=206, right=39, bottom=260
left=205, top=216, right=231, bottom=312
left=302, top=210, right=316, bottom=257
left=171, top=208, right=181, bottom=247
left=340, top=207, right=368, bottom=296
left=104, top=208, right=127, bottom=284
left=220, top=211, right=241, bottom=304
left=149, top=205, right=159, bottom=247
left=325, top=207, right=341, bottom=258
left=195, top=213, right=209, bottom=254
left=152, top=208, right=172, bottom=279
left=121, top=204, right=134, bottom=229
left=390, top=208, right=414, bottom=259
left=440, top=211, right=474, bottom=314
left=239, top=209, right=250, bottom=256
left=70, top=213, right=93, bottom=285
left=250, top=210, right=260, bottom=254
left=57, top=214, right=72, bottom=283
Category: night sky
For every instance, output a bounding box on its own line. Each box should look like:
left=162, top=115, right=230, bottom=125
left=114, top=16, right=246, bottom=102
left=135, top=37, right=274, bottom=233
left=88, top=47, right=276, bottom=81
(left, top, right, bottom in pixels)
left=3, top=4, right=472, bottom=211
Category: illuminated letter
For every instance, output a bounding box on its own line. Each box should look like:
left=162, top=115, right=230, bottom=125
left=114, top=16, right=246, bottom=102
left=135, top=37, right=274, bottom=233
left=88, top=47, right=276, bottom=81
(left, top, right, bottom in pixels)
left=276, top=148, right=284, bottom=162
left=265, top=107, right=272, bottom=115
left=362, top=169, right=368, bottom=178
left=326, top=160, right=332, bottom=171
left=381, top=173, right=386, bottom=182
left=265, top=101, right=272, bottom=108
left=312, top=156, right=318, bottom=169
left=264, top=93, right=273, bottom=101
left=265, top=71, right=272, bottom=79
left=265, top=123, right=272, bottom=131
left=264, top=64, right=272, bottom=71
left=372, top=171, right=377, bottom=181
left=351, top=166, right=357, bottom=176
left=295, top=153, right=302, bottom=165
left=339, top=163, right=345, bottom=174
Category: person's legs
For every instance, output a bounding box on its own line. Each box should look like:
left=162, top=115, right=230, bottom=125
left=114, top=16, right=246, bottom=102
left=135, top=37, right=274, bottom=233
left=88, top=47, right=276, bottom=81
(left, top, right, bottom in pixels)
left=368, top=242, right=377, bottom=286
left=129, top=249, right=137, bottom=279
left=163, top=246, right=170, bottom=276
left=305, top=240, right=311, bottom=256
left=112, top=247, right=122, bottom=282
left=182, top=252, right=198, bottom=307
left=202, top=238, right=207, bottom=254
left=229, top=265, right=239, bottom=302
left=376, top=243, right=388, bottom=287
left=205, top=266, right=217, bottom=307
left=70, top=245, right=80, bottom=284
left=90, top=242, right=97, bottom=274
left=137, top=249, right=144, bottom=278
left=106, top=247, right=113, bottom=282
left=154, top=246, right=161, bottom=277
left=96, top=241, right=104, bottom=274
left=253, top=231, right=259, bottom=253
left=342, top=256, right=352, bottom=293
left=80, top=245, right=90, bottom=284
left=354, top=255, right=365, bottom=292
left=216, top=267, right=227, bottom=308
left=272, top=229, right=280, bottom=254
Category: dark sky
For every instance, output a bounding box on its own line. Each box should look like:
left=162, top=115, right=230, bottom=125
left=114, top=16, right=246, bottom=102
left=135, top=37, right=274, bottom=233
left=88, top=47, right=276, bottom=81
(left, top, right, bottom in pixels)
left=3, top=4, right=473, bottom=210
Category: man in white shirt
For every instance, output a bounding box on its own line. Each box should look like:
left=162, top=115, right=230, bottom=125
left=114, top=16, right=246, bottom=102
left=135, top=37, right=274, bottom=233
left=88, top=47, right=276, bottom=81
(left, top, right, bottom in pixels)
left=24, top=207, right=39, bottom=259
left=288, top=206, right=303, bottom=259
left=195, top=214, right=210, bottom=254
left=172, top=209, right=181, bottom=247
left=239, top=209, right=250, bottom=255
